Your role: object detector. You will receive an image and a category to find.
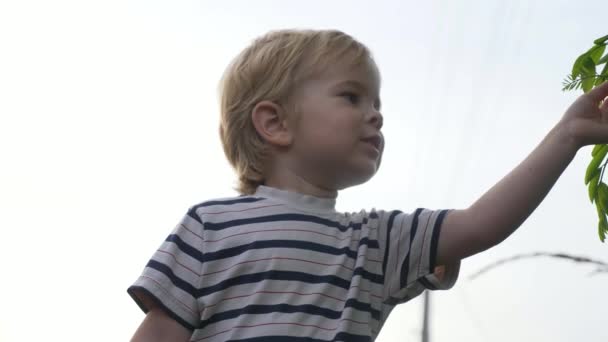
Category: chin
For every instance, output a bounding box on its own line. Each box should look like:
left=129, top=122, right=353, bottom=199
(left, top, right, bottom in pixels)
left=335, top=166, right=378, bottom=190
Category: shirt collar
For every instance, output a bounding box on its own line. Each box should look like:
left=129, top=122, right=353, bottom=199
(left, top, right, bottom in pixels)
left=254, top=185, right=337, bottom=213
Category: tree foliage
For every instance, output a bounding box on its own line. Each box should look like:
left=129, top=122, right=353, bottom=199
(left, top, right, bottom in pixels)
left=563, top=34, right=608, bottom=242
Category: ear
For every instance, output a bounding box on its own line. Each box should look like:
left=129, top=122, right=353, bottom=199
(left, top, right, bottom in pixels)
left=251, top=100, right=293, bottom=147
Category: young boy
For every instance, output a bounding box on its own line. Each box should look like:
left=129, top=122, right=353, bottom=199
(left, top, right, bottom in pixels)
left=128, top=29, right=608, bottom=341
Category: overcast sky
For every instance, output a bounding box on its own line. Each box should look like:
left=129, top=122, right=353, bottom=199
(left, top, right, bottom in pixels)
left=1, top=1, right=607, bottom=341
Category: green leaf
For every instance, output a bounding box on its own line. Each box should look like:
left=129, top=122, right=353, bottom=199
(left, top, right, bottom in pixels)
left=589, top=173, right=601, bottom=202
left=585, top=144, right=608, bottom=184
left=581, top=57, right=597, bottom=92
left=595, top=201, right=607, bottom=241
left=598, top=182, right=608, bottom=213
left=598, top=53, right=608, bottom=65
left=594, top=34, right=608, bottom=45
left=586, top=166, right=601, bottom=186
left=572, top=53, right=590, bottom=78
left=598, top=219, right=607, bottom=242
left=601, top=62, right=608, bottom=77
left=595, top=200, right=607, bottom=242
left=592, top=144, right=604, bottom=157
left=562, top=74, right=581, bottom=92
left=581, top=55, right=596, bottom=74
left=583, top=79, right=595, bottom=93
left=589, top=45, right=606, bottom=64
left=596, top=62, right=608, bottom=86
left=597, top=62, right=608, bottom=88
left=596, top=197, right=605, bottom=214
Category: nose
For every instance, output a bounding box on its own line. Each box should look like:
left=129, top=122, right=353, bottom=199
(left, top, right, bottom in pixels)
left=367, top=109, right=383, bottom=130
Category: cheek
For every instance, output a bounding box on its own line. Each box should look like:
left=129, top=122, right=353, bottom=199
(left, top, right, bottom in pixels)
left=296, top=110, right=361, bottom=147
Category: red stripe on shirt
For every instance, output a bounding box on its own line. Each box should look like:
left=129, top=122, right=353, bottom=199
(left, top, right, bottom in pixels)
left=204, top=228, right=360, bottom=243
left=201, top=256, right=355, bottom=276
left=156, top=249, right=201, bottom=276
left=205, top=287, right=383, bottom=310
left=205, top=290, right=346, bottom=309
left=179, top=223, right=205, bottom=240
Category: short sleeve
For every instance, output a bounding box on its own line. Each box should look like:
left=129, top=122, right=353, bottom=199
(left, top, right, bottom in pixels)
left=127, top=207, right=205, bottom=330
left=377, top=208, right=460, bottom=304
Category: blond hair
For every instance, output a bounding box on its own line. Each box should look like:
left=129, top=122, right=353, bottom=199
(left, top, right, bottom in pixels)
left=218, top=29, right=375, bottom=195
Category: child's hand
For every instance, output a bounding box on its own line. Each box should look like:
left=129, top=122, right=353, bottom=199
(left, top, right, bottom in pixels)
left=560, top=81, right=608, bottom=148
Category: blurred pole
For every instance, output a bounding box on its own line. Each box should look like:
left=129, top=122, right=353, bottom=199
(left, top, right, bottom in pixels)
left=422, top=290, right=430, bottom=342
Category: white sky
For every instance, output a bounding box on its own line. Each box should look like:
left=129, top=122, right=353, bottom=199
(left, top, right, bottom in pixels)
left=1, top=0, right=607, bottom=341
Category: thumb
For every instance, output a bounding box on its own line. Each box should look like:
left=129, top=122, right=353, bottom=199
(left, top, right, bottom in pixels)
left=587, top=80, right=608, bottom=104
left=602, top=97, right=608, bottom=114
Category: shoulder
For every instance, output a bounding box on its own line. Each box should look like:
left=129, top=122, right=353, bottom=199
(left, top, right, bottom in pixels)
left=350, top=207, right=400, bottom=222
left=359, top=208, right=451, bottom=230
left=186, top=193, right=282, bottom=223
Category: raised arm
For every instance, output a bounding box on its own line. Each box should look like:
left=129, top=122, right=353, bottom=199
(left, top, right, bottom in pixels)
left=436, top=81, right=608, bottom=265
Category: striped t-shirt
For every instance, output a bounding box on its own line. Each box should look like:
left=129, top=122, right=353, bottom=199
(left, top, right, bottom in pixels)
left=128, top=185, right=460, bottom=341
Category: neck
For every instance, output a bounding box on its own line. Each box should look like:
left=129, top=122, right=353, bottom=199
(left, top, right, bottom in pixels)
left=264, top=162, right=338, bottom=199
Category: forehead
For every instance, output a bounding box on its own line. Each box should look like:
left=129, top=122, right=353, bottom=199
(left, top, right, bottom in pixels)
left=301, top=57, right=381, bottom=93
left=330, top=59, right=380, bottom=88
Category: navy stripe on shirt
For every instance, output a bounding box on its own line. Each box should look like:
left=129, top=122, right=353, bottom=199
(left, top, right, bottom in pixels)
left=146, top=259, right=198, bottom=297
left=399, top=208, right=423, bottom=289
left=194, top=197, right=266, bottom=209
left=202, top=238, right=379, bottom=263
left=148, top=257, right=384, bottom=299
left=203, top=213, right=364, bottom=232
left=164, top=234, right=379, bottom=264
left=199, top=303, right=342, bottom=330
left=418, top=277, right=437, bottom=290
left=199, top=300, right=380, bottom=330
left=166, top=234, right=204, bottom=262
left=381, top=210, right=402, bottom=277
left=429, top=210, right=448, bottom=273
left=197, top=270, right=350, bottom=297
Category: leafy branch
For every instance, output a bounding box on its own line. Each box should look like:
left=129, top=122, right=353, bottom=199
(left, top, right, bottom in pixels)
left=563, top=34, right=608, bottom=242
left=562, top=74, right=608, bottom=92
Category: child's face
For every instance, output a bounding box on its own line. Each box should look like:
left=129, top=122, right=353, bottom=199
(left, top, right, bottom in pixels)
left=286, top=59, right=384, bottom=191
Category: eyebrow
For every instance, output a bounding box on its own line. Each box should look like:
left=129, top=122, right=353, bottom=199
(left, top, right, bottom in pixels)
left=335, top=80, right=382, bottom=109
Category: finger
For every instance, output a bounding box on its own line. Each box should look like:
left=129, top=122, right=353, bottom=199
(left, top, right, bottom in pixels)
left=587, top=80, right=608, bottom=103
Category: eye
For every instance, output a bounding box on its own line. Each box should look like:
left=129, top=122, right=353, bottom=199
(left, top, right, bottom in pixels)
left=340, top=91, right=360, bottom=105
